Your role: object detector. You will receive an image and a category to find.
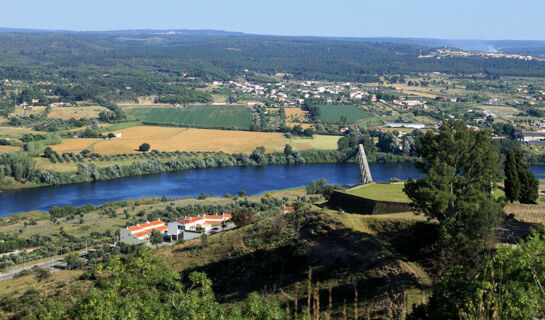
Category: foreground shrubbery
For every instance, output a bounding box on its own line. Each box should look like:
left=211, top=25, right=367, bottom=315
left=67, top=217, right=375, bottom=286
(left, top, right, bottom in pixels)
left=36, top=249, right=289, bottom=320
left=410, top=226, right=545, bottom=319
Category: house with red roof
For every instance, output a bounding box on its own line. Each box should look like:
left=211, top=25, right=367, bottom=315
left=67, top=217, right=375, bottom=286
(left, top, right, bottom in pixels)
left=119, top=220, right=167, bottom=245
left=167, top=213, right=232, bottom=241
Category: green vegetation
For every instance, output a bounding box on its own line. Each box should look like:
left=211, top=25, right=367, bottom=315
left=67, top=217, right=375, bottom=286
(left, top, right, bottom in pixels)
left=347, top=183, right=410, bottom=202
left=127, top=105, right=253, bottom=130
left=410, top=226, right=545, bottom=319
left=505, top=147, right=539, bottom=203
left=404, top=120, right=503, bottom=268
left=316, top=105, right=372, bottom=123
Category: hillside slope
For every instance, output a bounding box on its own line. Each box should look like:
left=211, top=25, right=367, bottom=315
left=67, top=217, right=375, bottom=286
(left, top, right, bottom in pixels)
left=155, top=208, right=433, bottom=318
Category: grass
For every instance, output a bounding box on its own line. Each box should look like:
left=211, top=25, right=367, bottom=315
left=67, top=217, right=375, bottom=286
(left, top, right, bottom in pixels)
left=47, top=106, right=108, bottom=120
left=126, top=105, right=253, bottom=130
left=52, top=126, right=341, bottom=155
left=0, top=127, right=45, bottom=139
left=318, top=105, right=372, bottom=123
left=347, top=183, right=410, bottom=203
left=475, top=105, right=519, bottom=118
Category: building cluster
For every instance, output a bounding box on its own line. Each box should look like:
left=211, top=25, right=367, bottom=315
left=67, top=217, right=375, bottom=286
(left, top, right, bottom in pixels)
left=420, top=48, right=545, bottom=62
left=119, top=213, right=232, bottom=245
left=393, top=99, right=427, bottom=109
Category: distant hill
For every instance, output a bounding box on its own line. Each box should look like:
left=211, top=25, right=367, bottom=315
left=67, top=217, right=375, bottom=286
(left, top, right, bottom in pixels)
left=1, top=28, right=545, bottom=83
left=1, top=27, right=543, bottom=54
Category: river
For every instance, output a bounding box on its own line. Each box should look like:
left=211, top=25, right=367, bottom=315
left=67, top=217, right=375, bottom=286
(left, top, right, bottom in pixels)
left=2, top=163, right=545, bottom=216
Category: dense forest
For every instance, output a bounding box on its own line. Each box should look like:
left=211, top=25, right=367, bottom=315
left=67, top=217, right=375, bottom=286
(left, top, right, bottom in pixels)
left=1, top=32, right=545, bottom=88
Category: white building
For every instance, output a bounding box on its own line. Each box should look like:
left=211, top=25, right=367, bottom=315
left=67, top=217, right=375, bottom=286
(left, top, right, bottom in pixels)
left=119, top=220, right=167, bottom=245
left=167, top=214, right=232, bottom=241
left=385, top=122, right=425, bottom=129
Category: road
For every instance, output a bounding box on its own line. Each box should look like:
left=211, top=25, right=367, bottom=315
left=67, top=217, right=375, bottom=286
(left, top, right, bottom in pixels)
left=0, top=250, right=93, bottom=282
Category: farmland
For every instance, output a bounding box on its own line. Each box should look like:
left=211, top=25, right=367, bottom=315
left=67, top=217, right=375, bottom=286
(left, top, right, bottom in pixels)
left=47, top=106, right=108, bottom=120
left=0, top=145, right=20, bottom=153
left=126, top=105, right=253, bottom=130
left=51, top=126, right=341, bottom=155
left=318, top=105, right=372, bottom=123
left=285, top=107, right=310, bottom=128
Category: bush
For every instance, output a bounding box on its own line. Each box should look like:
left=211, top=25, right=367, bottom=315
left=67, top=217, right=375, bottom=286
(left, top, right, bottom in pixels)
left=138, top=143, right=150, bottom=152
left=232, top=207, right=254, bottom=227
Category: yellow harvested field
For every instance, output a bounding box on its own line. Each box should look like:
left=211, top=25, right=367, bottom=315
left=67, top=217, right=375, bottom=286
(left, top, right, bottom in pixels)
left=14, top=105, right=46, bottom=117
left=52, top=126, right=340, bottom=155
left=285, top=107, right=313, bottom=128
left=52, top=138, right=102, bottom=154
left=285, top=108, right=308, bottom=122
left=386, top=84, right=438, bottom=99
left=0, top=145, right=20, bottom=153
left=47, top=106, right=108, bottom=120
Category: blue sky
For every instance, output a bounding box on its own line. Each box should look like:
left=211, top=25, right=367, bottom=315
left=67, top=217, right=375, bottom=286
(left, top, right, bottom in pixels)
left=1, top=0, right=544, bottom=40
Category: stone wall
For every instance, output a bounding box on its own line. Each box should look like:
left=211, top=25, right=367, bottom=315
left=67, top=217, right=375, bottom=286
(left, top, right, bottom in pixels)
left=327, top=191, right=411, bottom=214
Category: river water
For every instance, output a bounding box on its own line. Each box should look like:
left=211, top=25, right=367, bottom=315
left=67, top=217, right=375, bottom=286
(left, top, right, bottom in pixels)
left=2, top=162, right=545, bottom=216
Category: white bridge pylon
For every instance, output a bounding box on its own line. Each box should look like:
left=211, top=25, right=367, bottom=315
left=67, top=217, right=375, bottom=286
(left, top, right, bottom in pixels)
left=358, top=144, right=373, bottom=184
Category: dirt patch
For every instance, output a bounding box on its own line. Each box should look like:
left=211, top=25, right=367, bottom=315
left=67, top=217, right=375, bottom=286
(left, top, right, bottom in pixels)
left=505, top=203, right=545, bottom=223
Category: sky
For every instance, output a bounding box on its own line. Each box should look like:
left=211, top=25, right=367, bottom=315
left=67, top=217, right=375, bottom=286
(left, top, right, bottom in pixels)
left=1, top=0, right=544, bottom=40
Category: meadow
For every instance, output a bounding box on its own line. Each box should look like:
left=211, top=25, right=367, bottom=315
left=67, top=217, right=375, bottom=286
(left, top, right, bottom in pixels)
left=51, top=126, right=341, bottom=155
left=318, top=105, right=372, bottom=123
left=126, top=105, right=253, bottom=130
left=47, top=106, right=107, bottom=120
left=347, top=183, right=410, bottom=202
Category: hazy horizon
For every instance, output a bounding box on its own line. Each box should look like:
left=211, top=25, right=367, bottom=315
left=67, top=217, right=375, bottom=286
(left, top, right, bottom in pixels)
left=1, top=0, right=545, bottom=41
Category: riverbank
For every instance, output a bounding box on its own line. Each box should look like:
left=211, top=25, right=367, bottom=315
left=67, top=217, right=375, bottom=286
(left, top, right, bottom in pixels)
left=0, top=162, right=423, bottom=215
left=1, top=149, right=415, bottom=193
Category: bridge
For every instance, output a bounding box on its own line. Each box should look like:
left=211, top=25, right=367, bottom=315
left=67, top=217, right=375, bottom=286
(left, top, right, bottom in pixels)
left=358, top=144, right=373, bottom=184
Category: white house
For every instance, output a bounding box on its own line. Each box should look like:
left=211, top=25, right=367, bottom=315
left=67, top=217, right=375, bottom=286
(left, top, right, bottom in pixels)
left=119, top=220, right=167, bottom=245
left=167, top=214, right=232, bottom=240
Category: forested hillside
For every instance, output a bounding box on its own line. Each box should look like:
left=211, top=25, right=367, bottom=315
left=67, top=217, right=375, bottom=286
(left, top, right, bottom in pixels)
left=1, top=31, right=545, bottom=87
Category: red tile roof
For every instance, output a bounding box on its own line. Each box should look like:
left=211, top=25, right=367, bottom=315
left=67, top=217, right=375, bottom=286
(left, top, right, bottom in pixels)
left=128, top=220, right=164, bottom=232
left=284, top=206, right=295, bottom=213
left=132, top=225, right=167, bottom=237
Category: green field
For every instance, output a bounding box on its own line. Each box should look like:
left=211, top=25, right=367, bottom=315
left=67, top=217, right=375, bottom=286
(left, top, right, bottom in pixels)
left=347, top=183, right=410, bottom=203
left=318, top=105, right=372, bottom=123
left=127, top=105, right=253, bottom=130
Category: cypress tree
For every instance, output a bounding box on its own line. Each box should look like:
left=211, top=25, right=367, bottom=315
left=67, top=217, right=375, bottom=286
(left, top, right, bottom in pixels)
left=519, top=166, right=539, bottom=204
left=504, top=148, right=521, bottom=203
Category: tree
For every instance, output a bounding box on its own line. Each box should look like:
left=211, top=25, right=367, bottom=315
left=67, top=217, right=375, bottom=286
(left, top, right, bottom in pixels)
left=65, top=253, right=85, bottom=270
left=377, top=132, right=399, bottom=153
left=139, top=143, right=150, bottom=152
left=519, top=167, right=539, bottom=204
left=283, top=144, right=293, bottom=155
left=404, top=120, right=504, bottom=268
left=303, top=128, right=315, bottom=137
left=504, top=147, right=539, bottom=204
left=33, top=266, right=51, bottom=282
left=107, top=133, right=116, bottom=139
left=200, top=233, right=208, bottom=248
left=293, top=125, right=303, bottom=136
left=232, top=207, right=254, bottom=227
left=504, top=148, right=522, bottom=203
left=150, top=229, right=163, bottom=245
